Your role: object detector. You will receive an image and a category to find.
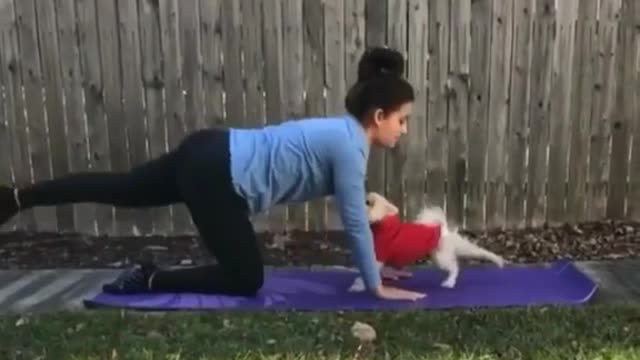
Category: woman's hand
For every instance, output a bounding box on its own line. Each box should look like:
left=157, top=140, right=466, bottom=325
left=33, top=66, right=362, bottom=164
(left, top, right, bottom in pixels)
left=374, top=284, right=426, bottom=301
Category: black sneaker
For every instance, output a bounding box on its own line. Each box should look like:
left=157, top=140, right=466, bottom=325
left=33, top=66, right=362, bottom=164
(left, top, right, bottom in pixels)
left=102, top=262, right=158, bottom=295
left=0, top=186, right=19, bottom=226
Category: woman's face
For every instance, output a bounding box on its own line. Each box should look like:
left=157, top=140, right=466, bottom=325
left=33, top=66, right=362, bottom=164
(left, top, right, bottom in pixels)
left=369, top=102, right=412, bottom=148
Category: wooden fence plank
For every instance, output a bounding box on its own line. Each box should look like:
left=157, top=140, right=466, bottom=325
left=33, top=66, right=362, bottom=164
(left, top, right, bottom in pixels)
left=364, top=0, right=387, bottom=196
left=241, top=0, right=269, bottom=232
left=0, top=29, right=12, bottom=232
left=446, top=0, right=470, bottom=228
left=546, top=1, right=577, bottom=225
left=199, top=0, right=224, bottom=126
left=282, top=0, right=306, bottom=230
left=34, top=0, right=74, bottom=232
left=405, top=0, right=428, bottom=220
left=76, top=0, right=111, bottom=235
left=55, top=0, right=95, bottom=234
left=505, top=0, right=534, bottom=229
left=138, top=0, right=171, bottom=234
left=14, top=0, right=58, bottom=231
left=525, top=0, right=555, bottom=228
left=262, top=0, right=288, bottom=233
left=2, top=0, right=640, bottom=236
left=159, top=0, right=191, bottom=234
left=180, top=0, right=204, bottom=132
left=117, top=0, right=153, bottom=235
left=466, top=0, right=492, bottom=231
left=607, top=0, right=636, bottom=219
left=586, top=0, right=621, bottom=221
left=221, top=0, right=243, bottom=125
left=384, top=0, right=407, bottom=216
left=302, top=0, right=326, bottom=231
left=324, top=0, right=346, bottom=230
left=626, top=2, right=640, bottom=220
left=485, top=0, right=514, bottom=230
left=566, top=0, right=598, bottom=224
left=2, top=14, right=37, bottom=232
left=425, top=0, right=450, bottom=210
left=96, top=0, right=130, bottom=235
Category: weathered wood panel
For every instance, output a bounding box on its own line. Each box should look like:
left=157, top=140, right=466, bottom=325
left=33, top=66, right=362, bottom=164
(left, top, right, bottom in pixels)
left=118, top=0, right=153, bottom=235
left=14, top=0, right=57, bottom=231
left=526, top=0, right=556, bottom=228
left=546, top=0, right=577, bottom=225
left=323, top=0, right=346, bottom=230
left=625, top=1, right=640, bottom=220
left=505, top=0, right=534, bottom=229
left=0, top=6, right=35, bottom=231
left=405, top=0, right=428, bottom=220
left=446, top=0, right=470, bottom=227
left=76, top=0, right=111, bottom=235
left=282, top=0, right=306, bottom=230
left=385, top=0, right=407, bottom=216
left=364, top=0, right=387, bottom=196
left=138, top=0, right=172, bottom=234
left=55, top=0, right=94, bottom=234
left=302, top=0, right=327, bottom=231
left=159, top=0, right=191, bottom=234
left=0, top=0, right=638, bottom=236
left=607, top=0, right=636, bottom=219
left=566, top=0, right=598, bottom=224
left=485, top=0, right=514, bottom=229
left=425, top=0, right=450, bottom=210
left=241, top=0, right=269, bottom=232
left=466, top=0, right=492, bottom=230
left=262, top=0, right=288, bottom=233
left=587, top=0, right=621, bottom=221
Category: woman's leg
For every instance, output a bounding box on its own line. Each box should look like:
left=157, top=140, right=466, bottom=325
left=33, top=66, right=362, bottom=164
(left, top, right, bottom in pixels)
left=101, top=127, right=265, bottom=296
left=0, top=136, right=187, bottom=226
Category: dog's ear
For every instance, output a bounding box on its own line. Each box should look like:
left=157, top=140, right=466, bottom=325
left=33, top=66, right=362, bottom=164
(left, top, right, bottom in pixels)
left=365, top=192, right=400, bottom=223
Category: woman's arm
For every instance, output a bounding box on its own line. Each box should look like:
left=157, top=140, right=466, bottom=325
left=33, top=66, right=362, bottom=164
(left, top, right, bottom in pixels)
left=331, top=143, right=381, bottom=292
left=331, top=139, right=426, bottom=301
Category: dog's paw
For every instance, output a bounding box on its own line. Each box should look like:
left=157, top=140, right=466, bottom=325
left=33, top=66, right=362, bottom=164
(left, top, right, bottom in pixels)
left=441, top=278, right=456, bottom=288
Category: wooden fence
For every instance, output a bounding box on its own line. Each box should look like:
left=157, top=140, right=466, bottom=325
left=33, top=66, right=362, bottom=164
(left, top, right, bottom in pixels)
left=0, top=0, right=639, bottom=237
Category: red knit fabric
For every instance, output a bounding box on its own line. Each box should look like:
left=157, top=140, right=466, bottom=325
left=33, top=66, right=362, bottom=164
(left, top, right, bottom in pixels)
left=370, top=213, right=441, bottom=268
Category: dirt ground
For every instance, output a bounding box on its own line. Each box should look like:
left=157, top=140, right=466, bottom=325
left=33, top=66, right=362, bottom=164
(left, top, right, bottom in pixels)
left=0, top=220, right=639, bottom=270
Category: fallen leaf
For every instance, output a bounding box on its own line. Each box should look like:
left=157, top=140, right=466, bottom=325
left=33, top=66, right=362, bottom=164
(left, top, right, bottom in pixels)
left=351, top=321, right=376, bottom=342
left=15, top=317, right=27, bottom=327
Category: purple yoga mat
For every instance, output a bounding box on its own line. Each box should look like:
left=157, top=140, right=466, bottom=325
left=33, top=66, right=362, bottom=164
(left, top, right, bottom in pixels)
left=83, top=260, right=597, bottom=311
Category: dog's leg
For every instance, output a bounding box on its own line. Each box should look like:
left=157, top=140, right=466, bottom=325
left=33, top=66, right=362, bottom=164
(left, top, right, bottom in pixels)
left=433, top=251, right=459, bottom=288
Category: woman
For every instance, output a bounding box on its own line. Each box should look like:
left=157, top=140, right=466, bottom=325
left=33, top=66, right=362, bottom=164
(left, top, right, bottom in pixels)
left=0, top=47, right=424, bottom=301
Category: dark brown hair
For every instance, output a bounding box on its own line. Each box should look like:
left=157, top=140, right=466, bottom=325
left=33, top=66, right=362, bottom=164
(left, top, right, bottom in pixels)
left=344, top=47, right=415, bottom=121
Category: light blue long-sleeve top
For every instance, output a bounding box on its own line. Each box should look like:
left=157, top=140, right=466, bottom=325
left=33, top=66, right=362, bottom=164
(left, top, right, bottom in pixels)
left=228, top=113, right=381, bottom=291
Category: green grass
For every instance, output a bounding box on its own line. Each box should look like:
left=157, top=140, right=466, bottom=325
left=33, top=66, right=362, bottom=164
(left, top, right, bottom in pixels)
left=1, top=304, right=639, bottom=359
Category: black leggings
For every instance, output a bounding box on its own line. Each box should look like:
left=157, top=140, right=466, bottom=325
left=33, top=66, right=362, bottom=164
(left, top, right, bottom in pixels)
left=18, top=128, right=264, bottom=296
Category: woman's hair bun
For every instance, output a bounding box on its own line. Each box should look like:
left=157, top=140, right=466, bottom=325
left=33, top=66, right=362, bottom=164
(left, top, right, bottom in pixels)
left=357, top=47, right=404, bottom=82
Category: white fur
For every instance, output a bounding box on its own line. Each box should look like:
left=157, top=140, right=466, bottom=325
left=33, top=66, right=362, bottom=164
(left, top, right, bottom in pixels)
left=348, top=192, right=506, bottom=292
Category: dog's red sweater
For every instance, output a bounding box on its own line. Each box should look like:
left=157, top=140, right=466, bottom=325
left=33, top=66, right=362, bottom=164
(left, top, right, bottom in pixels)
left=370, top=213, right=441, bottom=268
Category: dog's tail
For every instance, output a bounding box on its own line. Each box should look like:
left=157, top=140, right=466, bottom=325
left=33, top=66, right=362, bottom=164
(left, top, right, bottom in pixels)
left=450, top=233, right=505, bottom=267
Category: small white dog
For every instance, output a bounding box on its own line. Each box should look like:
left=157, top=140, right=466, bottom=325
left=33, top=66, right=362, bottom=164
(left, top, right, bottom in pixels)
left=349, top=192, right=506, bottom=292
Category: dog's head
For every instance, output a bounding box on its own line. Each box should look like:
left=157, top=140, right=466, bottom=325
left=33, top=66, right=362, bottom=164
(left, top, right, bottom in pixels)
left=365, top=192, right=399, bottom=223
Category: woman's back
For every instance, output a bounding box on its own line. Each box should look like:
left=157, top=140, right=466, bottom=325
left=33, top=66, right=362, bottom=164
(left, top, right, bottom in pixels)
left=228, top=114, right=369, bottom=215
